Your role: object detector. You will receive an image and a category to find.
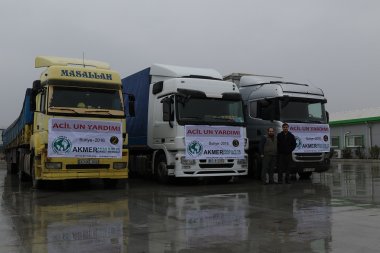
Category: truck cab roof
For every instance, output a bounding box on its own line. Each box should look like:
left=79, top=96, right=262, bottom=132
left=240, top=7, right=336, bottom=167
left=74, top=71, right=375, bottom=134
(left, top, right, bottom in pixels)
left=35, top=56, right=121, bottom=87
left=225, top=74, right=325, bottom=101
left=150, top=64, right=222, bottom=80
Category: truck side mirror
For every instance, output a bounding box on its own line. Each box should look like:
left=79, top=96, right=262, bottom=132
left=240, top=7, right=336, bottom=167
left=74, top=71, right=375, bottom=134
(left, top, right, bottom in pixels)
left=33, top=80, right=42, bottom=91
left=326, top=111, right=329, bottom=123
left=161, top=97, right=174, bottom=124
left=30, top=95, right=36, bottom=112
left=30, top=80, right=41, bottom=112
left=128, top=94, right=135, bottom=117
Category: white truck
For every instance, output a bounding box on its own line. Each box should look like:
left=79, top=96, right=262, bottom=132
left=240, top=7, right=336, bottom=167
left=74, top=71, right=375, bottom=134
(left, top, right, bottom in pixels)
left=224, top=73, right=331, bottom=179
left=122, top=64, right=248, bottom=183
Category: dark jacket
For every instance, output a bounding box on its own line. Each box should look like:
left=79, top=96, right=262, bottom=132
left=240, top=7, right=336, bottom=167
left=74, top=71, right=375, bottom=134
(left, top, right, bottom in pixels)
left=277, top=131, right=297, bottom=155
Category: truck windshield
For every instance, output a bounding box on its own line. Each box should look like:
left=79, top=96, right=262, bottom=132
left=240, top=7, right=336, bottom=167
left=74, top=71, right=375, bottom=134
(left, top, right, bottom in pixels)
left=280, top=99, right=327, bottom=123
left=49, top=86, right=123, bottom=111
left=176, top=97, right=245, bottom=126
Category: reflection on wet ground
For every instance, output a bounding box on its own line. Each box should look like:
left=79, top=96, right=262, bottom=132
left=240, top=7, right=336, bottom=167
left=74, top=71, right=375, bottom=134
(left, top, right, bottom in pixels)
left=0, top=161, right=379, bottom=252
left=314, top=162, right=380, bottom=204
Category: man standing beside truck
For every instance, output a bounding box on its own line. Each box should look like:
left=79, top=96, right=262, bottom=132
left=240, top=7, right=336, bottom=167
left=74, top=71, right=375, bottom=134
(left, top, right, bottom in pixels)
left=277, top=123, right=296, bottom=184
left=259, top=127, right=277, bottom=185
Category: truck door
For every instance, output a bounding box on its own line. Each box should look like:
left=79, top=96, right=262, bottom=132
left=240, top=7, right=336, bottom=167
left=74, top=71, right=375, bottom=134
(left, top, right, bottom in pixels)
left=151, top=95, right=177, bottom=150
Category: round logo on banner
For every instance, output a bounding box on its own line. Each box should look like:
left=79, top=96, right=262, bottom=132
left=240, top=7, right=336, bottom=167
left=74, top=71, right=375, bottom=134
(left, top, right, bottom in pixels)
left=232, top=139, right=240, bottom=147
left=110, top=136, right=119, bottom=145
left=52, top=136, right=72, bottom=154
left=323, top=135, right=329, bottom=142
left=295, top=136, right=302, bottom=149
left=187, top=140, right=203, bottom=157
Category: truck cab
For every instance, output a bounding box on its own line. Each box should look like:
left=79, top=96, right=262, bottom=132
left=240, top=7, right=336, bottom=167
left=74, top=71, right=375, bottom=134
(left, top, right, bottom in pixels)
left=123, top=64, right=248, bottom=183
left=3, top=56, right=129, bottom=188
left=224, top=73, right=330, bottom=179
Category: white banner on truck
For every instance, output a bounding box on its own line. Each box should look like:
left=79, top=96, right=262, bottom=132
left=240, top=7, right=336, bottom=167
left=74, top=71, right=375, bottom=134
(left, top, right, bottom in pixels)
left=288, top=123, right=330, bottom=153
left=185, top=125, right=244, bottom=159
left=48, top=118, right=122, bottom=158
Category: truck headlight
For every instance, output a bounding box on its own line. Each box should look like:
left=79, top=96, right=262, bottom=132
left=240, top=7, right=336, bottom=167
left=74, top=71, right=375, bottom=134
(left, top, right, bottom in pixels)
left=113, top=162, right=127, bottom=169
left=45, top=162, right=62, bottom=169
left=180, top=157, right=196, bottom=165
left=237, top=158, right=248, bottom=165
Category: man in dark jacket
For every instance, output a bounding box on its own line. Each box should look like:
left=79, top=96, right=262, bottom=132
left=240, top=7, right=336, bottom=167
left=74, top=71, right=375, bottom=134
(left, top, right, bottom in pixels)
left=277, top=123, right=297, bottom=184
left=259, top=127, right=277, bottom=184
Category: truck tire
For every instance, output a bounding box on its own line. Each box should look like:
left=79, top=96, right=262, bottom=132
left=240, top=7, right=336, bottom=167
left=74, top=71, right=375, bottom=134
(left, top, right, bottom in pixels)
left=19, top=153, right=29, bottom=182
left=253, top=154, right=262, bottom=180
left=19, top=166, right=28, bottom=182
left=7, top=163, right=18, bottom=174
left=155, top=154, right=170, bottom=184
left=103, top=179, right=118, bottom=189
left=298, top=172, right=312, bottom=180
left=214, top=176, right=238, bottom=184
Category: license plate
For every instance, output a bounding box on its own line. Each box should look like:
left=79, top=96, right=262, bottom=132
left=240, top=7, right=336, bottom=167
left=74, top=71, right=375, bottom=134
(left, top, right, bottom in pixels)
left=207, top=159, right=225, bottom=164
left=304, top=168, right=315, bottom=172
left=78, top=159, right=99, bottom=165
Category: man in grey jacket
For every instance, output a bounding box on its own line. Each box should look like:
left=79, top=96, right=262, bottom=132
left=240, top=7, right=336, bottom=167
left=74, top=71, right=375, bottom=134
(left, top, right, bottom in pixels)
left=259, top=127, right=277, bottom=184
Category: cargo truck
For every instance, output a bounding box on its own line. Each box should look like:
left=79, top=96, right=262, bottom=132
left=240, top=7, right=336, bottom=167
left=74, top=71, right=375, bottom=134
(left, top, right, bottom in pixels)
left=122, top=64, right=248, bottom=183
left=224, top=73, right=330, bottom=179
left=2, top=56, right=131, bottom=188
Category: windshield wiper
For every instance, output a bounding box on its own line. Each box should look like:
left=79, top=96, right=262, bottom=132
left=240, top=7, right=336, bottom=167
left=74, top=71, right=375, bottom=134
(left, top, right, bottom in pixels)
left=283, top=120, right=306, bottom=123
left=49, top=107, right=79, bottom=114
left=209, top=116, right=235, bottom=122
left=284, top=119, right=325, bottom=124
left=305, top=120, right=324, bottom=123
left=180, top=116, right=203, bottom=120
left=85, top=109, right=113, bottom=115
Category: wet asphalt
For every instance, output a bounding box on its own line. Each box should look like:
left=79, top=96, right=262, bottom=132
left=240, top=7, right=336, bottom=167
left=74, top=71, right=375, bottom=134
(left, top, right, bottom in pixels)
left=0, top=161, right=379, bottom=253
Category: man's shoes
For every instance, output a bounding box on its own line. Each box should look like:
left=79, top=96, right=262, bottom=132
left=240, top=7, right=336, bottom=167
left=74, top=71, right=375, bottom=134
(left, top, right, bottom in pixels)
left=268, top=181, right=275, bottom=184
left=285, top=180, right=291, bottom=184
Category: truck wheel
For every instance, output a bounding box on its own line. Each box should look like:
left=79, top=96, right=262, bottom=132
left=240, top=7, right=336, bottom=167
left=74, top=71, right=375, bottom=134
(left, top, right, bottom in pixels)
left=298, top=172, right=312, bottom=180
left=103, top=179, right=118, bottom=189
left=19, top=154, right=29, bottom=182
left=18, top=167, right=28, bottom=182
left=155, top=155, right=170, bottom=184
left=253, top=155, right=262, bottom=180
left=7, top=163, right=18, bottom=174
left=214, top=176, right=238, bottom=184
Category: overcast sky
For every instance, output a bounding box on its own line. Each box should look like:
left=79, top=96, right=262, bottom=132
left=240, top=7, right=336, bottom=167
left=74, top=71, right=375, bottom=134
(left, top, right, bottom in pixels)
left=0, top=0, right=379, bottom=128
